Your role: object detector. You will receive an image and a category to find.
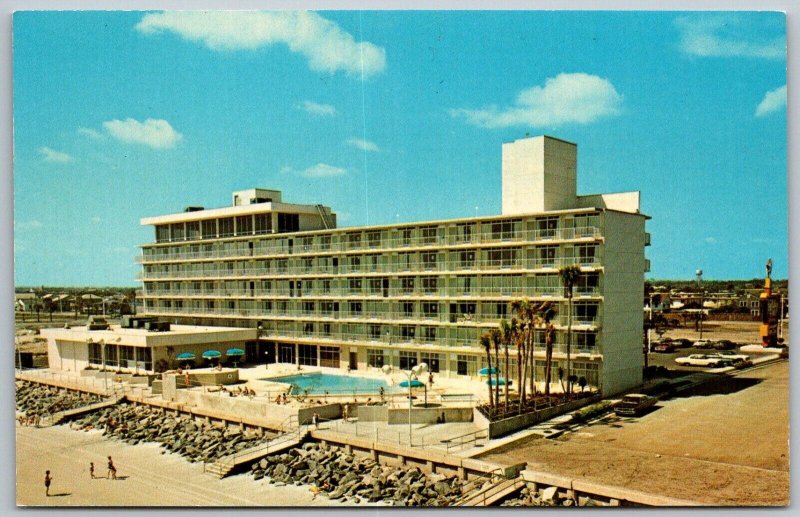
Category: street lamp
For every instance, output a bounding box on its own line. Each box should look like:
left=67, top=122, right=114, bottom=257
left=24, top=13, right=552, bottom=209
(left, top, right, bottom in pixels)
left=696, top=269, right=704, bottom=340
left=382, top=362, right=428, bottom=447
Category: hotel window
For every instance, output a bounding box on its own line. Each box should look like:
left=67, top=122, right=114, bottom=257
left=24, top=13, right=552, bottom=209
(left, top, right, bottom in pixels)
left=156, top=225, right=170, bottom=243
left=186, top=221, right=200, bottom=240
left=300, top=236, right=313, bottom=251
left=401, top=228, right=413, bottom=247
left=368, top=278, right=382, bottom=295
left=459, top=250, right=475, bottom=269
left=368, top=254, right=379, bottom=272
left=303, top=301, right=315, bottom=314
left=303, top=322, right=315, bottom=335
left=254, top=213, right=271, bottom=234
left=456, top=275, right=474, bottom=294
left=347, top=232, right=362, bottom=249
left=576, top=273, right=599, bottom=295
left=201, top=219, right=217, bottom=239
left=421, top=276, right=438, bottom=294
left=576, top=244, right=597, bottom=266
left=400, top=325, right=416, bottom=340
left=456, top=354, right=478, bottom=376
left=421, top=326, right=437, bottom=342
left=401, top=301, right=414, bottom=318
left=321, top=323, right=332, bottom=337
left=490, top=220, right=517, bottom=241
left=366, top=231, right=381, bottom=248
left=536, top=217, right=558, bottom=239
left=422, top=302, right=439, bottom=318
left=348, top=278, right=362, bottom=294
left=218, top=218, right=234, bottom=238
left=171, top=223, right=185, bottom=241
left=298, top=344, right=317, bottom=366
left=320, top=235, right=331, bottom=250
left=236, top=215, right=253, bottom=236
left=457, top=223, right=474, bottom=243
left=538, top=246, right=557, bottom=267
left=321, top=279, right=331, bottom=294
left=399, top=351, right=418, bottom=370
left=575, top=332, right=597, bottom=351
left=421, top=252, right=437, bottom=270
left=496, top=303, right=508, bottom=318
left=369, top=324, right=382, bottom=340
left=487, top=248, right=516, bottom=268
left=302, top=258, right=313, bottom=272
left=399, top=252, right=413, bottom=271
left=277, top=213, right=299, bottom=233
left=575, top=303, right=599, bottom=325
left=420, top=226, right=438, bottom=245
left=348, top=255, right=361, bottom=272
left=319, top=346, right=339, bottom=368
left=367, top=349, right=385, bottom=368
left=401, top=278, right=415, bottom=294
left=420, top=352, right=441, bottom=373
left=276, top=259, right=288, bottom=273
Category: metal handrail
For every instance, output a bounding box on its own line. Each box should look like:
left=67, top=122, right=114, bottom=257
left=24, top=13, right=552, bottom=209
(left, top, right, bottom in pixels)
left=444, top=428, right=489, bottom=452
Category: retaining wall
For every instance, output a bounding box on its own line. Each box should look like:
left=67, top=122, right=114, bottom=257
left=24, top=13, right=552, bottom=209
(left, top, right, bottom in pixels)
left=487, top=395, right=602, bottom=438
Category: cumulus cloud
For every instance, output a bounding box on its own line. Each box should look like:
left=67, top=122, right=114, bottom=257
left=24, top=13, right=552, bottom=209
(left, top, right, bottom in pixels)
left=78, top=127, right=104, bottom=140
left=675, top=16, right=785, bottom=59
left=755, top=85, right=787, bottom=117
left=298, top=100, right=337, bottom=116
left=449, top=73, right=622, bottom=129
left=38, top=147, right=74, bottom=163
left=301, top=163, right=347, bottom=178
left=102, top=118, right=183, bottom=149
left=136, top=11, right=386, bottom=78
left=346, top=138, right=380, bottom=152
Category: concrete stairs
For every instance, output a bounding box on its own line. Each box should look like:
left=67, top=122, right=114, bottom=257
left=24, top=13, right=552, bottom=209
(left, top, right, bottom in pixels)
left=38, top=395, right=124, bottom=427
left=453, top=477, right=526, bottom=507
left=205, top=427, right=309, bottom=478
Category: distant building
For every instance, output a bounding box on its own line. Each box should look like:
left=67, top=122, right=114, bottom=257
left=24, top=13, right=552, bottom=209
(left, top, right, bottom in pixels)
left=134, top=136, right=649, bottom=395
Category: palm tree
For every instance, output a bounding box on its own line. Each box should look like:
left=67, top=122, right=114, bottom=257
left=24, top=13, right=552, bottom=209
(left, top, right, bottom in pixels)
left=490, top=328, right=502, bottom=409
left=559, top=265, right=582, bottom=397
left=499, top=319, right=516, bottom=412
left=479, top=332, right=495, bottom=409
left=536, top=301, right=557, bottom=398
left=510, top=299, right=536, bottom=408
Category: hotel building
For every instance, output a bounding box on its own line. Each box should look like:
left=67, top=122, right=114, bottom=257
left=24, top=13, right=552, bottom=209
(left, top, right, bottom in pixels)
left=137, top=136, right=650, bottom=395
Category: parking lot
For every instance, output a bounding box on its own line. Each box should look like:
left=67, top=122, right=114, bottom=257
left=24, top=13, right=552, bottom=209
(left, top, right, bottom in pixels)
left=480, top=360, right=789, bottom=505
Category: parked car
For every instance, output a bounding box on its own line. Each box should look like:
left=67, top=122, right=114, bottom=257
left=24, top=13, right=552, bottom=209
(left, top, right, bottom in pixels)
left=614, top=394, right=657, bottom=416
left=692, top=340, right=714, bottom=349
left=671, top=338, right=693, bottom=348
left=652, top=342, right=675, bottom=353
left=675, top=354, right=725, bottom=367
left=711, top=340, right=737, bottom=351
left=707, top=351, right=752, bottom=367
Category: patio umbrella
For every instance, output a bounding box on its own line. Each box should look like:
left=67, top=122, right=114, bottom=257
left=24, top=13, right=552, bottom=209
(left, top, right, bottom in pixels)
left=399, top=379, right=427, bottom=406
left=225, top=348, right=245, bottom=356
left=176, top=352, right=196, bottom=360
left=478, top=367, right=499, bottom=376
left=486, top=378, right=512, bottom=386
left=202, top=350, right=221, bottom=359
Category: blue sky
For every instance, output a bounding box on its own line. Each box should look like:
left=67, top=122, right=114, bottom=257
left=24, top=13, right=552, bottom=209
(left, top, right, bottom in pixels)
left=13, top=10, right=787, bottom=286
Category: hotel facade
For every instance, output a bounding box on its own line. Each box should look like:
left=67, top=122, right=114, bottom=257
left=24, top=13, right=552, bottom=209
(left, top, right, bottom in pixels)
left=137, top=136, right=650, bottom=395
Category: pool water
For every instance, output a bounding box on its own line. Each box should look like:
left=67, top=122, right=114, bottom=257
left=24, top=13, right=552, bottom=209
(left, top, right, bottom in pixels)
left=266, top=373, right=396, bottom=395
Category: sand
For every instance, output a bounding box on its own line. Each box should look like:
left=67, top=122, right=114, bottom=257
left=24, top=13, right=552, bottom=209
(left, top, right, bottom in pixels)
left=16, top=424, right=346, bottom=507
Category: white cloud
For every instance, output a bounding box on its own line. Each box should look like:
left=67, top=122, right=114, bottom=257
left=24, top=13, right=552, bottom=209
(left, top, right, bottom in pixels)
left=301, top=163, right=347, bottom=178
left=298, top=100, right=337, bottom=116
left=675, top=16, right=785, bottom=59
left=450, top=73, right=623, bottom=129
left=136, top=11, right=386, bottom=78
left=346, top=138, right=380, bottom=152
left=102, top=118, right=183, bottom=149
left=755, top=85, right=787, bottom=117
left=38, top=147, right=74, bottom=163
left=17, top=220, right=44, bottom=230
left=78, top=127, right=104, bottom=140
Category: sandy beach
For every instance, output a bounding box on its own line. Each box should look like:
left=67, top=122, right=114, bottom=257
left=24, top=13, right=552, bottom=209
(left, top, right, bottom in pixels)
left=16, top=424, right=345, bottom=507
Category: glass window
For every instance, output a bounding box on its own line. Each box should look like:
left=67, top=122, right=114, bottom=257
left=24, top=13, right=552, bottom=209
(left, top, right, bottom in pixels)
left=420, top=226, right=438, bottom=245
left=218, top=218, right=234, bottom=237
left=236, top=215, right=253, bottom=236
left=420, top=352, right=441, bottom=373
left=400, top=325, right=416, bottom=340
left=459, top=250, right=475, bottom=269
left=422, top=302, right=438, bottom=318
left=320, top=346, right=339, bottom=368
left=421, top=252, right=437, bottom=270
left=399, top=351, right=418, bottom=370
left=254, top=214, right=271, bottom=234
left=156, top=225, right=170, bottom=243
left=298, top=344, right=317, bottom=366
left=186, top=221, right=200, bottom=240
left=171, top=223, right=185, bottom=241
left=367, top=349, right=384, bottom=368
left=421, top=276, right=438, bottom=294
left=401, top=278, right=415, bottom=294
left=401, top=228, right=413, bottom=246
left=366, top=231, right=381, bottom=248
left=201, top=220, right=216, bottom=239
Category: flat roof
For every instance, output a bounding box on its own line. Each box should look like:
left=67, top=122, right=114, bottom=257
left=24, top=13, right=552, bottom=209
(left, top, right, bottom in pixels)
left=40, top=324, right=256, bottom=347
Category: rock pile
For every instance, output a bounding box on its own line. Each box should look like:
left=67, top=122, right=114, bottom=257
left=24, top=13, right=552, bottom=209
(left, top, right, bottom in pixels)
left=251, top=442, right=465, bottom=506
left=15, top=381, right=103, bottom=417
left=70, top=403, right=276, bottom=464
left=500, top=483, right=595, bottom=507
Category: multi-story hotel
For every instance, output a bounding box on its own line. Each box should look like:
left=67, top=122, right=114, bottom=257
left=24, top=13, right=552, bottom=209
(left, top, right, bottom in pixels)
left=137, top=136, right=650, bottom=395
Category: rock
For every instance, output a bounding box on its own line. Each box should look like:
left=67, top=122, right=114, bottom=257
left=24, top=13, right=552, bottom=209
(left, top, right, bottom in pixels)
left=541, top=486, right=559, bottom=504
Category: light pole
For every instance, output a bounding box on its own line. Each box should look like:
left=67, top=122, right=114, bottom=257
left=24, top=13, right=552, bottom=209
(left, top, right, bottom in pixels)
left=696, top=269, right=704, bottom=340
left=382, top=362, right=428, bottom=447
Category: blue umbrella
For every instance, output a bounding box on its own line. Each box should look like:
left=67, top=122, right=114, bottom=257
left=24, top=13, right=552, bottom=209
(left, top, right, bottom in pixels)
left=176, top=352, right=196, bottom=360
left=225, top=348, right=245, bottom=356
left=399, top=379, right=426, bottom=388
left=202, top=350, right=221, bottom=359
left=486, top=378, right=512, bottom=386
left=479, top=367, right=499, bottom=376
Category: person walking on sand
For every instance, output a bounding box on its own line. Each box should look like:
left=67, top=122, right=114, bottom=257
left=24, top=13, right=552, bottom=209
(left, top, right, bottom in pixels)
left=44, top=471, right=52, bottom=496
left=107, top=456, right=117, bottom=480
left=312, top=412, right=319, bottom=429
left=89, top=462, right=95, bottom=479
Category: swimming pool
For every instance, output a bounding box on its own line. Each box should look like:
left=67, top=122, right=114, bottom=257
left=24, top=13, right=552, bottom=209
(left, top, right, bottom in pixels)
left=265, top=373, right=397, bottom=395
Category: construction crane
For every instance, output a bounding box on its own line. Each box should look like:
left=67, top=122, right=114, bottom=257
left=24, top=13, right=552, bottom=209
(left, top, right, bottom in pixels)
left=759, top=259, right=782, bottom=348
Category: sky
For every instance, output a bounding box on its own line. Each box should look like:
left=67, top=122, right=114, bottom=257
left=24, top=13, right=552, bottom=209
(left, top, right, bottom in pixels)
left=12, top=10, right=787, bottom=286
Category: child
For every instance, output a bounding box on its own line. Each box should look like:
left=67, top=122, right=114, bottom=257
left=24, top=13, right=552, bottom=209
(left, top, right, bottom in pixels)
left=44, top=471, right=52, bottom=496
